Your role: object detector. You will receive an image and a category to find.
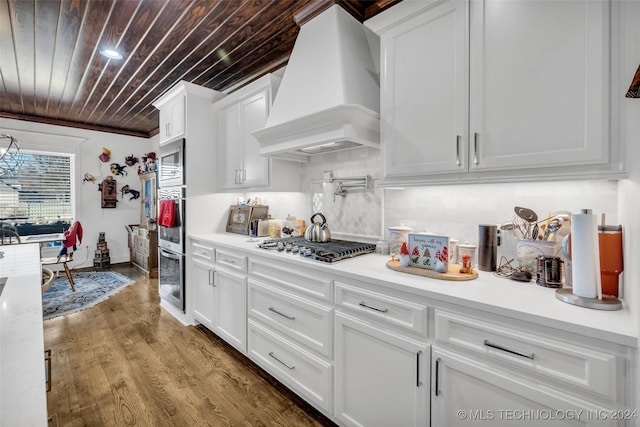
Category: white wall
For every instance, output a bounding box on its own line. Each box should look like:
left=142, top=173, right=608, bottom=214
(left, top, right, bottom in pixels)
left=0, top=117, right=156, bottom=268
left=617, top=0, right=640, bottom=411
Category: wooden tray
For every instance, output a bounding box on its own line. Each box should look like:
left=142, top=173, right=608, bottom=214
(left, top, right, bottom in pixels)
left=386, top=260, right=478, bottom=281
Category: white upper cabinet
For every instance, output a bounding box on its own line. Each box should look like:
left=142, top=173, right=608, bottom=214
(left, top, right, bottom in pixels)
left=218, top=87, right=271, bottom=189
left=157, top=93, right=185, bottom=145
left=377, top=0, right=468, bottom=178
left=366, top=0, right=624, bottom=185
left=469, top=0, right=609, bottom=173
left=216, top=74, right=301, bottom=191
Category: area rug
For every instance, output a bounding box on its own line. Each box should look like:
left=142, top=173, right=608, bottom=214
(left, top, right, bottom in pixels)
left=42, top=271, right=134, bottom=320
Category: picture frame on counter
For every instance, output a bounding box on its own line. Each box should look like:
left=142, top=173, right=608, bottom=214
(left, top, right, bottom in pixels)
left=408, top=233, right=450, bottom=273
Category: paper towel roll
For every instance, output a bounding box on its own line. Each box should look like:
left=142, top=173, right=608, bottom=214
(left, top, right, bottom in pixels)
left=571, top=210, right=600, bottom=299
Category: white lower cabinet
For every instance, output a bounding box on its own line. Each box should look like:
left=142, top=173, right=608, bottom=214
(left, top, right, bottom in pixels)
left=188, top=240, right=633, bottom=427
left=213, top=267, right=247, bottom=353
left=431, top=346, right=619, bottom=426
left=191, top=241, right=215, bottom=330
left=334, top=311, right=429, bottom=427
left=248, top=319, right=333, bottom=413
left=189, top=241, right=247, bottom=354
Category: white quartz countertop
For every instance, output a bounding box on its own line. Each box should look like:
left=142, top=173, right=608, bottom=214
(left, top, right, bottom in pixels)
left=191, top=233, right=638, bottom=348
left=0, top=243, right=48, bottom=427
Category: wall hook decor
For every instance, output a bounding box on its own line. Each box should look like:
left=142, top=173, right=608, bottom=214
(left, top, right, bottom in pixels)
left=110, top=163, right=127, bottom=176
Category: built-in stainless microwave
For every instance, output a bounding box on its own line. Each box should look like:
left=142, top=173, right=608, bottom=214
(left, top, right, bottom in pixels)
left=158, top=138, right=184, bottom=188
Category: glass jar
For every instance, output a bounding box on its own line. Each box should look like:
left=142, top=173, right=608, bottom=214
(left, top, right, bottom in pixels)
left=388, top=224, right=413, bottom=260
left=458, top=242, right=477, bottom=270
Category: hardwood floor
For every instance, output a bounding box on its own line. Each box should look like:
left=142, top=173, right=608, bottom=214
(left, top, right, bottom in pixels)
left=44, top=264, right=336, bottom=427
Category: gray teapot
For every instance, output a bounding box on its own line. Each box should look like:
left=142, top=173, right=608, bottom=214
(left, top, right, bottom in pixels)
left=304, top=212, right=331, bottom=243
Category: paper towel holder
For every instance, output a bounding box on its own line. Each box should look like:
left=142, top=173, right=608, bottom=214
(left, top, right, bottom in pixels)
left=555, top=288, right=622, bottom=311
left=555, top=208, right=622, bottom=311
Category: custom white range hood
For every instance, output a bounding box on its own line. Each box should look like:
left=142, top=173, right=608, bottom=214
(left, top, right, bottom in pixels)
left=253, top=5, right=380, bottom=161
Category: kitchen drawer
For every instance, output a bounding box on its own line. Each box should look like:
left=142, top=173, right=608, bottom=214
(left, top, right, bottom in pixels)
left=434, top=310, right=618, bottom=401
left=133, top=250, right=148, bottom=270
left=134, top=235, right=149, bottom=254
left=215, top=248, right=247, bottom=273
left=334, top=281, right=428, bottom=338
left=249, top=259, right=332, bottom=302
left=192, top=241, right=215, bottom=265
left=248, top=279, right=333, bottom=358
left=248, top=319, right=332, bottom=413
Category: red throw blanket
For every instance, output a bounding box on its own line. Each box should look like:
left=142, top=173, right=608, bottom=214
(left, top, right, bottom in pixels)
left=59, top=221, right=83, bottom=255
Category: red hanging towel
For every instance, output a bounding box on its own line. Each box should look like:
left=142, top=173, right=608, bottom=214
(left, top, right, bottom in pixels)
left=159, top=199, right=176, bottom=228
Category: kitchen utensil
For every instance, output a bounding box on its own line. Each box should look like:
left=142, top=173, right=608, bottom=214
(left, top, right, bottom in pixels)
left=514, top=206, right=538, bottom=239
left=514, top=206, right=538, bottom=222
left=304, top=212, right=331, bottom=243
left=543, top=218, right=563, bottom=241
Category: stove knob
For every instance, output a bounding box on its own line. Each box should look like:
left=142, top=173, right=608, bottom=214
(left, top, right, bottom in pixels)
left=291, top=245, right=299, bottom=254
left=277, top=242, right=285, bottom=252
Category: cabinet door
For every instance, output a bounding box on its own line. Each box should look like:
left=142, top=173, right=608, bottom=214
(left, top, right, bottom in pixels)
left=432, top=346, right=618, bottom=426
left=218, top=104, right=243, bottom=189
left=192, top=258, right=215, bottom=329
left=214, top=268, right=247, bottom=354
left=334, top=312, right=429, bottom=427
left=469, top=0, right=609, bottom=172
left=381, top=0, right=468, bottom=178
left=240, top=89, right=270, bottom=188
left=159, top=94, right=185, bottom=145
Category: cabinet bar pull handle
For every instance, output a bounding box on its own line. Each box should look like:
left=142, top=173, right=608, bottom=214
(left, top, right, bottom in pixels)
left=483, top=339, right=534, bottom=360
left=456, top=135, right=462, bottom=166
left=209, top=269, right=214, bottom=286
left=268, top=306, right=295, bottom=320
left=416, top=350, right=422, bottom=387
left=473, top=132, right=479, bottom=165
left=358, top=301, right=389, bottom=313
left=241, top=169, right=246, bottom=184
left=221, top=258, right=236, bottom=264
left=45, top=349, right=52, bottom=392
left=269, top=352, right=295, bottom=370
left=234, top=170, right=239, bottom=184
left=435, top=357, right=441, bottom=396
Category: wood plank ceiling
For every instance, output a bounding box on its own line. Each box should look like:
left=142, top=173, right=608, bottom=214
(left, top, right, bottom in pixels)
left=0, top=0, right=399, bottom=138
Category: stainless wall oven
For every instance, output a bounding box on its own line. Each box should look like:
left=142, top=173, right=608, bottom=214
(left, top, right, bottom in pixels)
left=158, top=186, right=185, bottom=254
left=158, top=247, right=184, bottom=312
left=158, top=138, right=186, bottom=313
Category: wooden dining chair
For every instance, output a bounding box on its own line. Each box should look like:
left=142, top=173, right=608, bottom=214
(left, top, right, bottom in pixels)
left=41, top=267, right=55, bottom=293
left=41, top=252, right=76, bottom=292
left=41, top=221, right=82, bottom=292
left=0, top=223, right=21, bottom=245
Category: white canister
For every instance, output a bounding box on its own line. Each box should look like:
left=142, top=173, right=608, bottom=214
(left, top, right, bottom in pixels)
left=458, top=242, right=478, bottom=269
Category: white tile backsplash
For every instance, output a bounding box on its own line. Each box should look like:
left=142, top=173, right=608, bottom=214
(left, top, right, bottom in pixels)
left=384, top=180, right=618, bottom=245
left=298, top=147, right=618, bottom=246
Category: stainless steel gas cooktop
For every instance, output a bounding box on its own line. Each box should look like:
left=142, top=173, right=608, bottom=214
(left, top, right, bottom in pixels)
left=258, top=236, right=376, bottom=263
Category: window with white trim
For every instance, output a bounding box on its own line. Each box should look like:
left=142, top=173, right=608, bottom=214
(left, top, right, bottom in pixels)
left=0, top=150, right=74, bottom=232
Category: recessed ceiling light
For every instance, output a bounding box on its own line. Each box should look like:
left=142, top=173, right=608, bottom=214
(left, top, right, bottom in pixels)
left=100, top=48, right=124, bottom=60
